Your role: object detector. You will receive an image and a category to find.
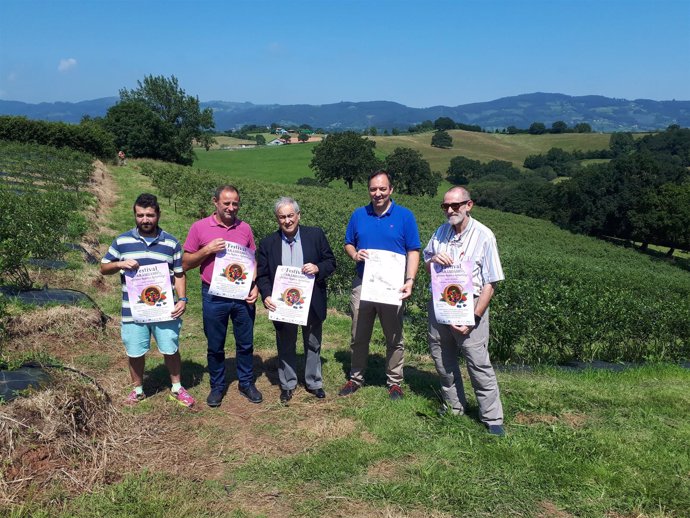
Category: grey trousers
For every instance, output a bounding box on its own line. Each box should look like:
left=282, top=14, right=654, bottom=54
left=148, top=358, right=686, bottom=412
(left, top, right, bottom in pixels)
left=274, top=319, right=323, bottom=391
left=428, top=301, right=503, bottom=425
left=349, top=279, right=405, bottom=387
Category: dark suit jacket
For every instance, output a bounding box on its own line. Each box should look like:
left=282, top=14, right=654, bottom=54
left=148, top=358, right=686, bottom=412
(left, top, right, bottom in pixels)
left=256, top=225, right=336, bottom=323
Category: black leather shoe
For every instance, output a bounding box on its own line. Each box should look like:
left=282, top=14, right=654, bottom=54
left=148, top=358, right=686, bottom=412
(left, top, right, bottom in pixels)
left=239, top=383, right=263, bottom=404
left=306, top=387, right=326, bottom=399
left=206, top=389, right=224, bottom=408
left=280, top=388, right=293, bottom=403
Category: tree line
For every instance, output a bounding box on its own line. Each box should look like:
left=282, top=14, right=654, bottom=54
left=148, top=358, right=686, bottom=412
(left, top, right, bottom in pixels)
left=462, top=126, right=690, bottom=253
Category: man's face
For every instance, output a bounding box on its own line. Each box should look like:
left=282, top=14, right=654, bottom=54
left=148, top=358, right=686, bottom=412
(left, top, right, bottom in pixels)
left=134, top=205, right=160, bottom=237
left=276, top=203, right=301, bottom=237
left=213, top=189, right=240, bottom=226
left=442, top=190, right=473, bottom=227
left=368, top=174, right=393, bottom=211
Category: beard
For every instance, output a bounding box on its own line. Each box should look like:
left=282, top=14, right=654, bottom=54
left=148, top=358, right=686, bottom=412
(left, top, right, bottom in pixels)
left=448, top=214, right=463, bottom=226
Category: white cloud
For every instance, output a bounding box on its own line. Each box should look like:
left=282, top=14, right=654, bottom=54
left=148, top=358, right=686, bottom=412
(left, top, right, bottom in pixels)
left=58, top=58, right=77, bottom=73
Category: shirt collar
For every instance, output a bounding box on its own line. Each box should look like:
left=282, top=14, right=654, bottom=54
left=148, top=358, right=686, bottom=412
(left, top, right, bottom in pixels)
left=365, top=199, right=396, bottom=217
left=211, top=212, right=240, bottom=229
left=131, top=227, right=161, bottom=243
left=451, top=217, right=474, bottom=241
left=281, top=227, right=301, bottom=243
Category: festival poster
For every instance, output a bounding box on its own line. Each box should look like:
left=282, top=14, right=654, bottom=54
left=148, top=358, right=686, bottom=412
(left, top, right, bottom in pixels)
left=268, top=265, right=315, bottom=326
left=124, top=262, right=175, bottom=323
left=208, top=242, right=255, bottom=300
left=430, top=260, right=475, bottom=326
left=360, top=249, right=406, bottom=306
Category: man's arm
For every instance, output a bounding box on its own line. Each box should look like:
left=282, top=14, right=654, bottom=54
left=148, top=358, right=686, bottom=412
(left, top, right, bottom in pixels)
left=171, top=271, right=187, bottom=319
left=100, top=259, right=138, bottom=275
left=182, top=238, right=226, bottom=271
left=450, top=282, right=496, bottom=335
left=345, top=243, right=368, bottom=262
left=305, top=229, right=336, bottom=280
left=400, top=249, right=420, bottom=300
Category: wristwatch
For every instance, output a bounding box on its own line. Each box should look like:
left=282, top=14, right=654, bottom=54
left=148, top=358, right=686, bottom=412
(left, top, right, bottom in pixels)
left=178, top=297, right=188, bottom=302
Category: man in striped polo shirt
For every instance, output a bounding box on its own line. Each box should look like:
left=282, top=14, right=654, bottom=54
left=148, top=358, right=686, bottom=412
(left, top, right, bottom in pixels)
left=101, top=193, right=195, bottom=407
left=424, top=186, right=505, bottom=436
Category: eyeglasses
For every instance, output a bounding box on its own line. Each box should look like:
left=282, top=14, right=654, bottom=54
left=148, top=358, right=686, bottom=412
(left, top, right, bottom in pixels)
left=440, top=200, right=471, bottom=211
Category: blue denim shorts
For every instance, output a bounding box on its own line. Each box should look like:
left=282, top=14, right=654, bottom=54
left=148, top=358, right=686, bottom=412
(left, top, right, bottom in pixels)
left=121, top=319, right=182, bottom=358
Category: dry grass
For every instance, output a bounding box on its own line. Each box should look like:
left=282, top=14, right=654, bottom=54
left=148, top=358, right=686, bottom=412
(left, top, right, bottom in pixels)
left=1, top=371, right=131, bottom=505
left=513, top=411, right=588, bottom=428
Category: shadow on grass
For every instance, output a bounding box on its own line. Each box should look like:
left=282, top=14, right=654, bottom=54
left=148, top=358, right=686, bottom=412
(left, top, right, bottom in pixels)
left=143, top=359, right=205, bottom=396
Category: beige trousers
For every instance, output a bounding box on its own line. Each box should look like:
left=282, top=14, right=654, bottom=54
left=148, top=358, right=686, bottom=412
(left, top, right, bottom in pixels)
left=348, top=279, right=405, bottom=387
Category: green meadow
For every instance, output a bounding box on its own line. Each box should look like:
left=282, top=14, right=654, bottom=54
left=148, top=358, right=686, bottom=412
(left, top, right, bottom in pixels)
left=3, top=132, right=689, bottom=517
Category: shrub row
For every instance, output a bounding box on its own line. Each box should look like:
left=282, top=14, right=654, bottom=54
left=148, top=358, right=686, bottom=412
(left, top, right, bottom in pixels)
left=0, top=142, right=93, bottom=288
left=0, top=116, right=116, bottom=159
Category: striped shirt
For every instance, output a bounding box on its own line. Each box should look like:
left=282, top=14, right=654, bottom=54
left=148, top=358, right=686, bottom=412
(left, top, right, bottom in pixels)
left=423, top=217, right=504, bottom=296
left=102, top=227, right=183, bottom=323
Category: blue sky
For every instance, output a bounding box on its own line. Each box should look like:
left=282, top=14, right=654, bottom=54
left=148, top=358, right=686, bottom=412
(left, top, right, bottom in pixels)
left=1, top=0, right=688, bottom=106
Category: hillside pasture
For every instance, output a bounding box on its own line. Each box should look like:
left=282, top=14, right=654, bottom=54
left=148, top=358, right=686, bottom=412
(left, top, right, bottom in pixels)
left=372, top=130, right=612, bottom=173
left=194, top=131, right=613, bottom=185
left=193, top=141, right=320, bottom=184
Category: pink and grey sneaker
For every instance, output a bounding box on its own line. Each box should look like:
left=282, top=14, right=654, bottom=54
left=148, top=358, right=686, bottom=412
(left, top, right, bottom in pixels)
left=124, top=390, right=145, bottom=406
left=169, top=387, right=195, bottom=408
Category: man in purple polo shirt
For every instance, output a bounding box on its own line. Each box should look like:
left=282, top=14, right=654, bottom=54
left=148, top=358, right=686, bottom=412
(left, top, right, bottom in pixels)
left=183, top=184, right=262, bottom=407
left=338, top=170, right=421, bottom=400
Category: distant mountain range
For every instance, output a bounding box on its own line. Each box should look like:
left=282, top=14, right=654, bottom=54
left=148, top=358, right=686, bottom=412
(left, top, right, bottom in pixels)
left=1, top=93, right=688, bottom=132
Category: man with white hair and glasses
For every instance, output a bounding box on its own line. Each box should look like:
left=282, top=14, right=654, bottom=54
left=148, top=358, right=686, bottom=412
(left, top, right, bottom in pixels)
left=424, top=186, right=506, bottom=436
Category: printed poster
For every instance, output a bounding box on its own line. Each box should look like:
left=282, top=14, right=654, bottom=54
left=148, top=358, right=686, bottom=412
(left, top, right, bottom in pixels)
left=360, top=249, right=405, bottom=306
left=124, top=262, right=174, bottom=323
left=268, top=265, right=315, bottom=326
left=431, top=260, right=475, bottom=326
left=208, top=242, right=255, bottom=300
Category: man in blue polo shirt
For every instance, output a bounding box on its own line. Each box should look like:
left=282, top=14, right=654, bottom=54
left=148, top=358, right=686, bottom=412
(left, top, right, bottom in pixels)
left=101, top=193, right=195, bottom=408
left=339, top=170, right=420, bottom=400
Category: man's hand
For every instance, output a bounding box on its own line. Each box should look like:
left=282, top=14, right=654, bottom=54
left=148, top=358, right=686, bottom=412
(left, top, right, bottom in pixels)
left=353, top=249, right=368, bottom=262
left=263, top=295, right=277, bottom=312
left=171, top=300, right=186, bottom=319
left=450, top=324, right=473, bottom=335
left=119, top=259, right=139, bottom=271
left=399, top=279, right=414, bottom=300
left=431, top=252, right=453, bottom=267
left=302, top=263, right=319, bottom=276
left=205, top=238, right=226, bottom=255
left=245, top=284, right=259, bottom=305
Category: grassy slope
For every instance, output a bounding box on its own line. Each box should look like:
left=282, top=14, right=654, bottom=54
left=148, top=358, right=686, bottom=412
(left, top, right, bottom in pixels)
left=194, top=131, right=612, bottom=185
left=12, top=163, right=689, bottom=518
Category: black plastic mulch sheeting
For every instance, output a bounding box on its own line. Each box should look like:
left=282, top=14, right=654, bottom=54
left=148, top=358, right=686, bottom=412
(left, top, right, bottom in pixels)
left=0, top=367, right=51, bottom=402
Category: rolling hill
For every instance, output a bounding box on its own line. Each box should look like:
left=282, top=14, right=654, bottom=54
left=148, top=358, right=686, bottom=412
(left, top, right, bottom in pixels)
left=1, top=93, right=688, bottom=132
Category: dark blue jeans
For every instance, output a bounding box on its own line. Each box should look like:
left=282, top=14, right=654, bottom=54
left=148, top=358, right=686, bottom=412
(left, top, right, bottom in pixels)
left=201, top=284, right=256, bottom=391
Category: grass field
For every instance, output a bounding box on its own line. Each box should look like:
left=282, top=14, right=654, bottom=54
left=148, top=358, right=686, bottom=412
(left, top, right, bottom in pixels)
left=194, top=142, right=319, bottom=185
left=194, top=131, right=612, bottom=184
left=3, top=161, right=689, bottom=517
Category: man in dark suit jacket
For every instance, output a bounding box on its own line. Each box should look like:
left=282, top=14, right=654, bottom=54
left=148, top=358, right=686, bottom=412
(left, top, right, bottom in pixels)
left=257, top=197, right=336, bottom=403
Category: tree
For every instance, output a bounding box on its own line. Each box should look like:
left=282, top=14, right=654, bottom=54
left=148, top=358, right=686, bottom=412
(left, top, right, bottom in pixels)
left=115, top=74, right=214, bottom=165
left=447, top=155, right=483, bottom=184
left=506, top=125, right=520, bottom=134
left=609, top=132, right=635, bottom=156
left=574, top=122, right=592, bottom=133
left=255, top=134, right=266, bottom=146
left=385, top=147, right=441, bottom=196
left=298, top=132, right=309, bottom=143
left=551, top=121, right=568, bottom=134
left=528, top=122, right=547, bottom=135
left=310, top=131, right=381, bottom=189
left=103, top=99, right=177, bottom=161
left=280, top=134, right=292, bottom=144
left=434, top=117, right=456, bottom=131
left=431, top=130, right=453, bottom=148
